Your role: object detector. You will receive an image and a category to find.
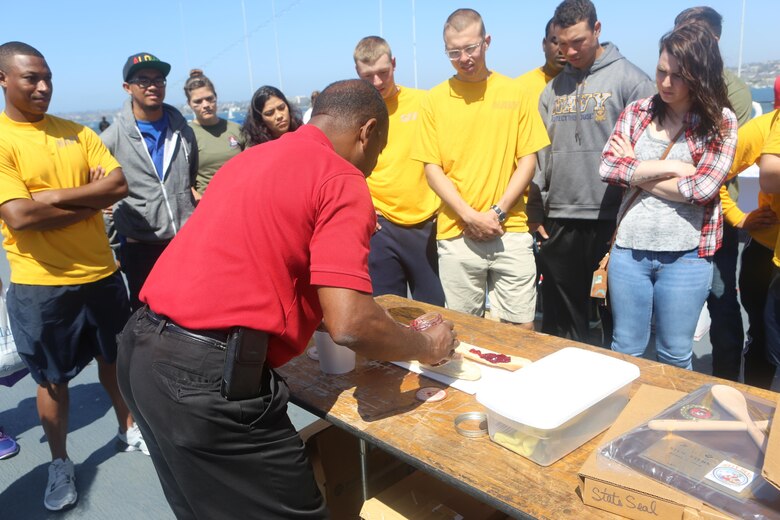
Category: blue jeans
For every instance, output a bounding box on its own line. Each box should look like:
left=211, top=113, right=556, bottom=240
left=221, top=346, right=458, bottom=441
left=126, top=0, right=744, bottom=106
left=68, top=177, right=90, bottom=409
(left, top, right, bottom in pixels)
left=608, top=247, right=712, bottom=369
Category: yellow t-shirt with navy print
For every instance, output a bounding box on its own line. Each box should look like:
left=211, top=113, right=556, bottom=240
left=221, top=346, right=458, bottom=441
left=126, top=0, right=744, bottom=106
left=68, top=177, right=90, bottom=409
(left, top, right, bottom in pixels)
left=367, top=86, right=440, bottom=226
left=516, top=67, right=556, bottom=103
left=762, top=120, right=780, bottom=267
left=723, top=110, right=779, bottom=249
left=411, top=72, right=550, bottom=239
left=0, top=112, right=120, bottom=285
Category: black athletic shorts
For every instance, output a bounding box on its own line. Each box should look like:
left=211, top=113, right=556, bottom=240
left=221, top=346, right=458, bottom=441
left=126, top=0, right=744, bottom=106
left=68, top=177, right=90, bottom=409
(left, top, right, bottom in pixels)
left=7, top=271, right=130, bottom=384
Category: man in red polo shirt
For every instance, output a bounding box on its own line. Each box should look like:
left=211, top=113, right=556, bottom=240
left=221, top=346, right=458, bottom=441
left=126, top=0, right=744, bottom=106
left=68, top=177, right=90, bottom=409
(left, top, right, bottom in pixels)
left=116, top=80, right=457, bottom=519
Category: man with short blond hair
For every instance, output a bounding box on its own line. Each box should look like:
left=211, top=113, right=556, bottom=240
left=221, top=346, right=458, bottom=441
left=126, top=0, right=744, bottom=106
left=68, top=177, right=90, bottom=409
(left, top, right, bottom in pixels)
left=354, top=36, right=444, bottom=305
left=354, top=36, right=392, bottom=64
left=411, top=9, right=549, bottom=328
left=443, top=8, right=485, bottom=36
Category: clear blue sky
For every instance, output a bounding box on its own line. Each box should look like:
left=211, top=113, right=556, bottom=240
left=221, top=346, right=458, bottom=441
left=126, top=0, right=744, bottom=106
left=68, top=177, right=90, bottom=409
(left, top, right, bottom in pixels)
left=1, top=0, right=774, bottom=114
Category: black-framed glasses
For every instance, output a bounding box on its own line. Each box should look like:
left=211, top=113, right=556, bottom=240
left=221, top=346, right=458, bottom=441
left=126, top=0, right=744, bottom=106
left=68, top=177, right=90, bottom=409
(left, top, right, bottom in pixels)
left=445, top=40, right=484, bottom=61
left=128, top=77, right=167, bottom=89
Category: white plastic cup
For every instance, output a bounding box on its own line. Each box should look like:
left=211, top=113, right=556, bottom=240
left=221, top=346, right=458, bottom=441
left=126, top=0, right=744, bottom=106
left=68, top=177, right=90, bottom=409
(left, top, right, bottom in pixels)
left=313, top=330, right=355, bottom=374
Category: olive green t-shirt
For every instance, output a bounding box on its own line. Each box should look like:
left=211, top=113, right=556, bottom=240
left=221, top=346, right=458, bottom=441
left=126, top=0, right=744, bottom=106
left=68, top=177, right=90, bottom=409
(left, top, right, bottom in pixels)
left=723, top=69, right=753, bottom=203
left=190, top=118, right=244, bottom=194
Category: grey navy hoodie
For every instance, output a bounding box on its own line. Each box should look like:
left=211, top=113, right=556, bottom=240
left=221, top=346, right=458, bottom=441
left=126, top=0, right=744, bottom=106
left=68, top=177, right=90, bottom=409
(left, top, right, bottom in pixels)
left=528, top=42, right=655, bottom=221
left=101, top=99, right=197, bottom=242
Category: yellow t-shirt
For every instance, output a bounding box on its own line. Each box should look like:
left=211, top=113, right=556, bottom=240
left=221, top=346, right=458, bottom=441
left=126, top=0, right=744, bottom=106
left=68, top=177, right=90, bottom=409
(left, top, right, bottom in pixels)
left=367, top=86, right=439, bottom=226
left=723, top=110, right=779, bottom=249
left=411, top=72, right=550, bottom=239
left=0, top=112, right=120, bottom=285
left=516, top=67, right=555, bottom=103
left=763, top=120, right=780, bottom=267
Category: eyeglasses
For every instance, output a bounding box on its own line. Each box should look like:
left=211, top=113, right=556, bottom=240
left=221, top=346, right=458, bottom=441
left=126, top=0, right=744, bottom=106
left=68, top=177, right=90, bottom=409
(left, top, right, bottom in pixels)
left=128, top=77, right=167, bottom=89
left=445, top=40, right=484, bottom=61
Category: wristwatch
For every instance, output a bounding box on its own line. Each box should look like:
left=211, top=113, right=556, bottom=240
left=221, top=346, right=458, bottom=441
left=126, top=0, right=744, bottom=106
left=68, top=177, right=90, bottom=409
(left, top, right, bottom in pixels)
left=490, top=204, right=507, bottom=224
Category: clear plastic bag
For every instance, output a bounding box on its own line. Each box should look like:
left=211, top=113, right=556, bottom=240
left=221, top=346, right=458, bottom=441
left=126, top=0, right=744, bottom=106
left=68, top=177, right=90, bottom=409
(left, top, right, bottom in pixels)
left=600, top=384, right=780, bottom=519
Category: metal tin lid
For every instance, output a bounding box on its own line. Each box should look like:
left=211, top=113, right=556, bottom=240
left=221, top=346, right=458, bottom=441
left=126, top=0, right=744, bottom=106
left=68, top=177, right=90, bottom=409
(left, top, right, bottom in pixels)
left=454, top=412, right=488, bottom=437
left=476, top=347, right=639, bottom=430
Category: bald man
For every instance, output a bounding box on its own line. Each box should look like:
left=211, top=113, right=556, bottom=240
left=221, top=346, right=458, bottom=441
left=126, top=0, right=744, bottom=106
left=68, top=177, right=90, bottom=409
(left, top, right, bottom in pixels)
left=116, top=79, right=458, bottom=519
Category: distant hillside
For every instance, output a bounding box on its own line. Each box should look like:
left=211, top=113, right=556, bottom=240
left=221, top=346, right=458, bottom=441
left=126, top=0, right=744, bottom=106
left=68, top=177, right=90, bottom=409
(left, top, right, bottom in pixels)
left=728, top=60, right=780, bottom=88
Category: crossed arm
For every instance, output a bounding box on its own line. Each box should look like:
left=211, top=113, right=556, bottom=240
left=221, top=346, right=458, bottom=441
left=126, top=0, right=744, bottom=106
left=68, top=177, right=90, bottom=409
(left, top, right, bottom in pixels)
left=0, top=167, right=127, bottom=232
left=604, top=134, right=695, bottom=203
left=603, top=124, right=735, bottom=206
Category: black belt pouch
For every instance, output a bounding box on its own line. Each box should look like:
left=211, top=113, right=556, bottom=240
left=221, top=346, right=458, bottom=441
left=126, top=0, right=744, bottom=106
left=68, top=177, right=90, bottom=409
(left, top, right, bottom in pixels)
left=220, top=327, right=268, bottom=401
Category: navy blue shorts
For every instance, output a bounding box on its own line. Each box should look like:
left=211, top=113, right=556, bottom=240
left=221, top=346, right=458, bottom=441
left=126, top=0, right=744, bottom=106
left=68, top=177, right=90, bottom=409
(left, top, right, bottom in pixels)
left=7, top=271, right=131, bottom=384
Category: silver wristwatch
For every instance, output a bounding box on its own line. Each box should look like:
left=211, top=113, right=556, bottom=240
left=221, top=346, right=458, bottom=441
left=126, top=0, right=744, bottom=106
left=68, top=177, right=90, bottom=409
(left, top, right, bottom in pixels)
left=490, top=204, right=507, bottom=223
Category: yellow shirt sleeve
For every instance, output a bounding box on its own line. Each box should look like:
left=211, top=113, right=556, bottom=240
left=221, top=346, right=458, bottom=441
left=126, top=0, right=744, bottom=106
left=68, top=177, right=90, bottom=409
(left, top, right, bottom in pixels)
left=719, top=184, right=745, bottom=227
left=410, top=90, right=441, bottom=167
left=514, top=86, right=550, bottom=159
left=367, top=87, right=439, bottom=226
left=81, top=125, right=122, bottom=174
left=720, top=110, right=778, bottom=249
left=762, top=120, right=780, bottom=266
left=728, top=112, right=775, bottom=180
left=0, top=139, right=32, bottom=206
left=764, top=121, right=780, bottom=155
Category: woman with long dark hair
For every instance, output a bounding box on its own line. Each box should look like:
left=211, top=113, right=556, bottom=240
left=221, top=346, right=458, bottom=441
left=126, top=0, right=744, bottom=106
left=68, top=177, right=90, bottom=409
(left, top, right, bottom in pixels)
left=240, top=86, right=302, bottom=147
left=599, top=23, right=737, bottom=369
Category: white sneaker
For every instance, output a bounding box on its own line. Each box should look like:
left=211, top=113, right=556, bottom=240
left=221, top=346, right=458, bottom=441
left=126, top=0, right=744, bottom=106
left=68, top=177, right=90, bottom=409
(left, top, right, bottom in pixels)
left=44, top=458, right=77, bottom=511
left=117, top=423, right=149, bottom=456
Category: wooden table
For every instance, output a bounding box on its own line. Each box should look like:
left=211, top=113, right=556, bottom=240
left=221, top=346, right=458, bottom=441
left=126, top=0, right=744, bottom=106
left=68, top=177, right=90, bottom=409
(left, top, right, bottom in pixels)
left=278, top=295, right=778, bottom=519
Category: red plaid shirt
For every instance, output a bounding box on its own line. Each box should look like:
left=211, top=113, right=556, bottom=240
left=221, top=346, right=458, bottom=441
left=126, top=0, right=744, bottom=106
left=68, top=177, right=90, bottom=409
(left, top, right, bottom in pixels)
left=599, top=97, right=737, bottom=257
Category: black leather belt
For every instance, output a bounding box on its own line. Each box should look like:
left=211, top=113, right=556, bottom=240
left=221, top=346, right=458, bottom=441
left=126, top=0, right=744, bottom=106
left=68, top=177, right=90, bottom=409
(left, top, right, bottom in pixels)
left=144, top=307, right=228, bottom=350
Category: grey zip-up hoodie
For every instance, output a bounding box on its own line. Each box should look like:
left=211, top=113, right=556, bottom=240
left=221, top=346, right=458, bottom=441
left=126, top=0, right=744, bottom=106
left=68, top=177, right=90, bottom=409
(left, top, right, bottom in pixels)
left=101, top=99, right=198, bottom=242
left=528, top=43, right=655, bottom=222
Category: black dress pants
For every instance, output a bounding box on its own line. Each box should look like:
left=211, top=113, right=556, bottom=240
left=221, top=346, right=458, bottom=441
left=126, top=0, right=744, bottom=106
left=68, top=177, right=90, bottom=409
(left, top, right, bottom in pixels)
left=369, top=216, right=445, bottom=306
left=739, top=239, right=776, bottom=389
left=116, top=309, right=327, bottom=520
left=120, top=241, right=169, bottom=311
left=539, top=218, right=615, bottom=347
left=709, top=223, right=745, bottom=381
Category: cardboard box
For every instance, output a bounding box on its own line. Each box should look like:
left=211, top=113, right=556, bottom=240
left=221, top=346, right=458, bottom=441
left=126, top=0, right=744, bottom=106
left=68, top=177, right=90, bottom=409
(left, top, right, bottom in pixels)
left=579, top=384, right=780, bottom=520
left=303, top=421, right=414, bottom=519
left=360, top=470, right=505, bottom=520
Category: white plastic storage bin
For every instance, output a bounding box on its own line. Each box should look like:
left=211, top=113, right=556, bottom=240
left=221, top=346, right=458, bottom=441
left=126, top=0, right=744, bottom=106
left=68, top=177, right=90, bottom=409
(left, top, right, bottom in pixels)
left=476, top=347, right=639, bottom=466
